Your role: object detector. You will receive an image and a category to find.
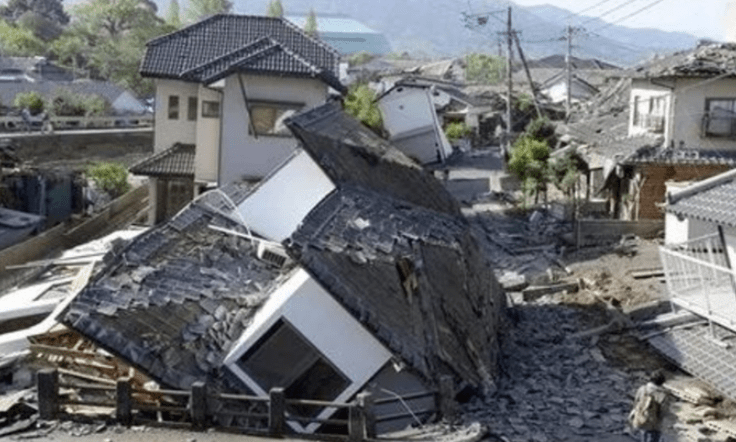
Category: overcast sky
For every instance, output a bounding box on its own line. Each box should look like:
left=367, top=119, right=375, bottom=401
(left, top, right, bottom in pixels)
left=507, top=0, right=732, bottom=41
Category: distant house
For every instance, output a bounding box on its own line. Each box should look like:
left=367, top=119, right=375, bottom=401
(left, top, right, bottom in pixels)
left=539, top=71, right=599, bottom=105
left=285, top=14, right=391, bottom=55
left=61, top=103, right=504, bottom=435
left=377, top=81, right=453, bottom=164
left=133, top=14, right=345, bottom=224
left=0, top=56, right=74, bottom=83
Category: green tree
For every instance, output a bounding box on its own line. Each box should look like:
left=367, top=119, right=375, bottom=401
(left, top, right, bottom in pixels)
left=347, top=51, right=374, bottom=67
left=304, top=8, right=318, bottom=37
left=0, top=0, right=69, bottom=26
left=186, top=0, right=232, bottom=23
left=344, top=83, right=383, bottom=134
left=165, top=0, right=182, bottom=28
left=444, top=121, right=472, bottom=144
left=266, top=0, right=284, bottom=18
left=0, top=19, right=45, bottom=56
left=86, top=162, right=131, bottom=198
left=508, top=135, right=549, bottom=205
left=465, top=53, right=505, bottom=85
left=50, top=87, right=110, bottom=117
left=13, top=90, right=45, bottom=114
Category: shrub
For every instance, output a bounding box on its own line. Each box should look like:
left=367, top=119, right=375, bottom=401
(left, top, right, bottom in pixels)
left=444, top=121, right=472, bottom=143
left=344, top=83, right=383, bottom=133
left=86, top=162, right=130, bottom=198
left=51, top=88, right=110, bottom=117
left=13, top=91, right=44, bottom=114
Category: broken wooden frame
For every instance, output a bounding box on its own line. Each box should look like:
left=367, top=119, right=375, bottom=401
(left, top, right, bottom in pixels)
left=37, top=368, right=445, bottom=440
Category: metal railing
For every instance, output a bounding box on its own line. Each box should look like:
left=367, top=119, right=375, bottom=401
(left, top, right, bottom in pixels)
left=0, top=115, right=153, bottom=132
left=660, top=233, right=736, bottom=333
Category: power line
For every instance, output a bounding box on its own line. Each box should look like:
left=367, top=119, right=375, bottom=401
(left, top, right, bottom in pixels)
left=580, top=0, right=643, bottom=25
left=591, top=0, right=668, bottom=32
left=564, top=0, right=619, bottom=20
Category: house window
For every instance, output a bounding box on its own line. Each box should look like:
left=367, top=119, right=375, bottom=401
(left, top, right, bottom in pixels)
left=202, top=100, right=220, bottom=118
left=168, top=95, right=179, bottom=120
left=187, top=97, right=198, bottom=121
left=237, top=319, right=349, bottom=416
left=249, top=101, right=303, bottom=137
left=632, top=95, right=665, bottom=133
left=704, top=98, right=736, bottom=137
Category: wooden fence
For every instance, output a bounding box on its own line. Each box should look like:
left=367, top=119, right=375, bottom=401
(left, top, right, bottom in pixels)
left=37, top=369, right=447, bottom=440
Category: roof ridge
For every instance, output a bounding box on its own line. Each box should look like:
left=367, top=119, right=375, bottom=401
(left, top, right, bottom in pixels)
left=280, top=16, right=340, bottom=57
left=147, top=14, right=285, bottom=47
left=668, top=168, right=736, bottom=205
left=180, top=36, right=275, bottom=79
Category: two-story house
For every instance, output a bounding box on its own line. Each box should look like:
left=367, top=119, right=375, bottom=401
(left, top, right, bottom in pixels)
left=131, top=14, right=344, bottom=224
left=597, top=43, right=736, bottom=220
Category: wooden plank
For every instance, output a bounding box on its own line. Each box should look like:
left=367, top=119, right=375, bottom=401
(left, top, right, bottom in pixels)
left=630, top=268, right=665, bottom=279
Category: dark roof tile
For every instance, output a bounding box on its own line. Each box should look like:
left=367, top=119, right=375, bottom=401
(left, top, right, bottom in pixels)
left=129, top=143, right=195, bottom=178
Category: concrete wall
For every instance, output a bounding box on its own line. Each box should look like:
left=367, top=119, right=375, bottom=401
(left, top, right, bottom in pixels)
left=154, top=79, right=198, bottom=152
left=194, top=85, right=222, bottom=184
left=671, top=77, right=736, bottom=151
left=664, top=212, right=717, bottom=245
left=629, top=79, right=671, bottom=138
left=236, top=150, right=335, bottom=242
left=219, top=75, right=328, bottom=183
left=576, top=219, right=664, bottom=246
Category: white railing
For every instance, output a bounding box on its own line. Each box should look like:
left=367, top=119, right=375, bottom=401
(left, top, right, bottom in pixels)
left=0, top=115, right=153, bottom=132
left=660, top=233, right=736, bottom=332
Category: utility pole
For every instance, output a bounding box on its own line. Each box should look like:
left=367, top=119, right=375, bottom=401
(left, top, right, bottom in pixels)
left=506, top=6, right=513, bottom=152
left=513, top=31, right=542, bottom=119
left=566, top=25, right=573, bottom=119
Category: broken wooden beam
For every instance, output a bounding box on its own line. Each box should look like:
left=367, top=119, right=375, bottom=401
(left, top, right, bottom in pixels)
left=522, top=280, right=579, bottom=301
left=629, top=268, right=665, bottom=279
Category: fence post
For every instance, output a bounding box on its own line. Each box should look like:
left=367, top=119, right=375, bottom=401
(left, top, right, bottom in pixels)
left=116, top=377, right=132, bottom=426
left=357, top=392, right=375, bottom=439
left=439, top=375, right=457, bottom=423
left=269, top=388, right=285, bottom=436
left=348, top=401, right=364, bottom=442
left=38, top=369, right=59, bottom=420
left=190, top=382, right=208, bottom=430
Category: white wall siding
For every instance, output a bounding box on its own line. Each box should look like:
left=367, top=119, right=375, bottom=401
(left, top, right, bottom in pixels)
left=671, top=77, right=736, bottom=152
left=219, top=75, right=328, bottom=183
left=236, top=150, right=335, bottom=242
left=628, top=79, right=671, bottom=139
left=154, top=79, right=198, bottom=152
left=194, top=85, right=222, bottom=184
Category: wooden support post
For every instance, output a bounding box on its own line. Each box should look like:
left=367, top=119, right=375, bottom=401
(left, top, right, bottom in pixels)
left=439, top=375, right=457, bottom=423
left=38, top=369, right=59, bottom=420
left=190, top=382, right=207, bottom=430
left=348, top=403, right=364, bottom=442
left=116, top=377, right=132, bottom=426
left=269, top=388, right=285, bottom=436
left=357, top=392, right=375, bottom=439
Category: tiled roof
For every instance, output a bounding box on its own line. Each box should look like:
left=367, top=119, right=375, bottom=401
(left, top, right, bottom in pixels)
left=288, top=186, right=501, bottom=390
left=0, top=80, right=141, bottom=112
left=631, top=42, right=736, bottom=79
left=666, top=169, right=736, bottom=227
left=129, top=143, right=195, bottom=177
left=623, top=146, right=736, bottom=166
left=285, top=102, right=460, bottom=216
left=140, top=14, right=343, bottom=92
left=61, top=194, right=293, bottom=391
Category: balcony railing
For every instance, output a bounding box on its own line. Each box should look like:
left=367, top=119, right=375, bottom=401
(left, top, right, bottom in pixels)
left=660, top=233, right=736, bottom=333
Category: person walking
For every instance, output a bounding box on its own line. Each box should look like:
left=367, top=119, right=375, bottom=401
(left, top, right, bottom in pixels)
left=629, top=370, right=668, bottom=442
left=20, top=107, right=31, bottom=133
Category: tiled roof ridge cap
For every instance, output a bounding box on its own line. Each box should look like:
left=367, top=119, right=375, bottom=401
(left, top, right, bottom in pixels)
left=179, top=36, right=275, bottom=78
left=145, top=14, right=283, bottom=47
left=280, top=16, right=340, bottom=57
left=668, top=168, right=736, bottom=205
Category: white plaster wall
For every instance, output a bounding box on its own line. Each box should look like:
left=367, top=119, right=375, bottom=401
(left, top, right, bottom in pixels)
left=628, top=80, right=671, bottom=138
left=671, top=77, right=736, bottom=151
left=224, top=268, right=392, bottom=433
left=665, top=212, right=690, bottom=245
left=219, top=75, right=328, bottom=184
left=379, top=87, right=452, bottom=163
left=153, top=79, right=198, bottom=152
left=236, top=150, right=335, bottom=242
left=194, top=85, right=222, bottom=184
left=379, top=88, right=436, bottom=136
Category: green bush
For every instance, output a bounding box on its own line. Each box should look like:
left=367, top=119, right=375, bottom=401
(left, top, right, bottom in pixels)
left=347, top=51, right=374, bottom=67
left=444, top=121, right=472, bottom=143
left=51, top=88, right=110, bottom=117
left=13, top=91, right=44, bottom=114
left=465, top=53, right=505, bottom=85
left=344, top=83, right=383, bottom=133
left=86, top=162, right=130, bottom=198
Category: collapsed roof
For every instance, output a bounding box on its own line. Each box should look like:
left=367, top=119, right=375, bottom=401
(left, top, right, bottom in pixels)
left=632, top=42, right=736, bottom=79
left=60, top=103, right=504, bottom=397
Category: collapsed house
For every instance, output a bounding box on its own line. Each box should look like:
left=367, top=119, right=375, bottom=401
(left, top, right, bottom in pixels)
left=59, top=103, right=505, bottom=434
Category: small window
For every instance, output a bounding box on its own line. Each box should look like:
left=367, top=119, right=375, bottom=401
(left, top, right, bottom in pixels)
left=249, top=102, right=303, bottom=137
left=202, top=100, right=220, bottom=118
left=187, top=96, right=198, bottom=121
left=705, top=98, right=736, bottom=137
left=168, top=95, right=179, bottom=120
